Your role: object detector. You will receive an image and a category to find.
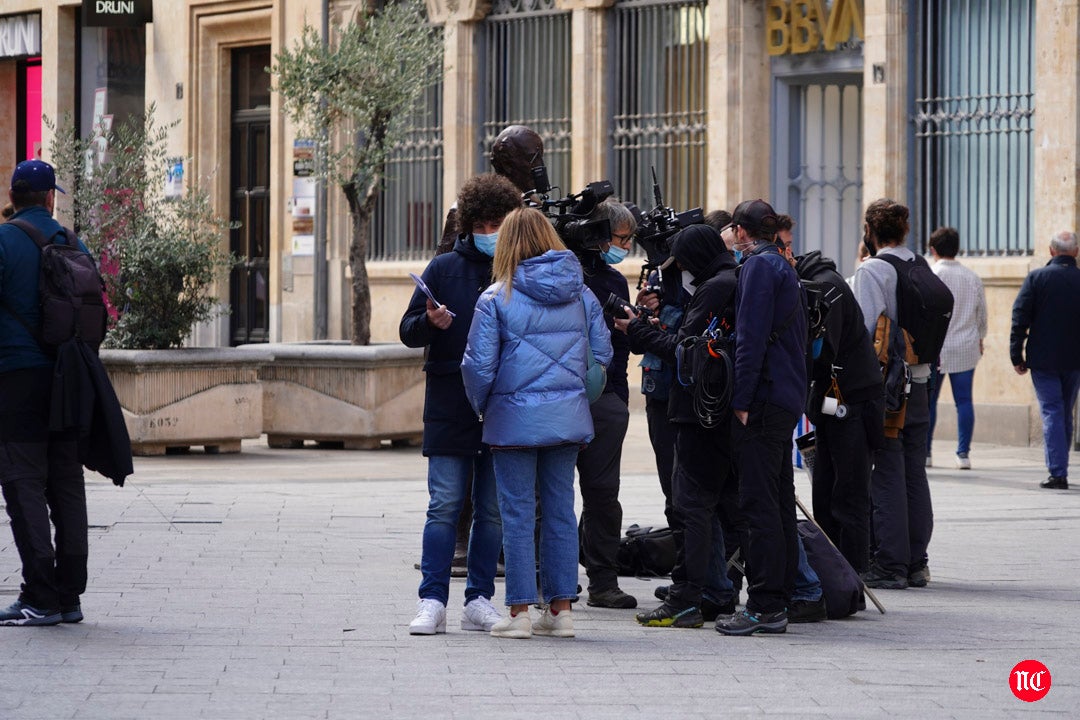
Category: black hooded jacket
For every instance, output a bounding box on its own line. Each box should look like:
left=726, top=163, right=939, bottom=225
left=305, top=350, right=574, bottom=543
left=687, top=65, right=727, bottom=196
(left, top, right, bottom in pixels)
left=627, top=225, right=738, bottom=424
left=795, top=251, right=883, bottom=421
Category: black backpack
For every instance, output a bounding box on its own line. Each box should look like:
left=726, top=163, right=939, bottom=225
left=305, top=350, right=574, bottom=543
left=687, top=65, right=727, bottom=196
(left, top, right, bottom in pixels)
left=615, top=524, right=676, bottom=577
left=873, top=253, right=953, bottom=362
left=3, top=219, right=107, bottom=353
left=798, top=520, right=865, bottom=619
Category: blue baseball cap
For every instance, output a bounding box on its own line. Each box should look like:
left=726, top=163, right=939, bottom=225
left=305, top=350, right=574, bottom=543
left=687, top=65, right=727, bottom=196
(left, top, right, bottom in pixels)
left=10, top=160, right=66, bottom=194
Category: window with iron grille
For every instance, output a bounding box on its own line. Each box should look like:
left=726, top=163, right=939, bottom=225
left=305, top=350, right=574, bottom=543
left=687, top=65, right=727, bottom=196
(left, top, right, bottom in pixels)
left=479, top=0, right=572, bottom=193
left=913, top=0, right=1034, bottom=255
left=610, top=0, right=707, bottom=213
left=368, top=24, right=445, bottom=262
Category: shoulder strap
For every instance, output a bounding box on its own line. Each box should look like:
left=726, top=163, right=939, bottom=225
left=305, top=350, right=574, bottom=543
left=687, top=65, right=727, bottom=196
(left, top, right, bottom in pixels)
left=0, top=219, right=61, bottom=349
left=7, top=218, right=76, bottom=249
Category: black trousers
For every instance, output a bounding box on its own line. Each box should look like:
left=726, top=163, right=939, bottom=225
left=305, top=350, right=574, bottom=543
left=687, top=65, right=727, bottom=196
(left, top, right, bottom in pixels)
left=811, top=395, right=881, bottom=574
left=870, top=381, right=934, bottom=576
left=577, top=392, right=630, bottom=592
left=732, top=403, right=799, bottom=615
left=667, top=422, right=740, bottom=608
left=0, top=367, right=88, bottom=610
left=645, top=397, right=676, bottom=527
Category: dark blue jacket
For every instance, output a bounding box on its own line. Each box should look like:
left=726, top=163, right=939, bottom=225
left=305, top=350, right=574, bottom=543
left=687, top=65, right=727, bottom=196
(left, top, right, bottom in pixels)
left=399, top=235, right=493, bottom=456
left=0, top=206, right=89, bottom=374
left=1010, top=255, right=1080, bottom=371
left=732, top=243, right=808, bottom=416
left=581, top=253, right=630, bottom=404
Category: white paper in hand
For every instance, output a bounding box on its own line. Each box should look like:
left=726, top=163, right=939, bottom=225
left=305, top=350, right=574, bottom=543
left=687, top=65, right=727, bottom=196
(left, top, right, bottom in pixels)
left=409, top=273, right=456, bottom=317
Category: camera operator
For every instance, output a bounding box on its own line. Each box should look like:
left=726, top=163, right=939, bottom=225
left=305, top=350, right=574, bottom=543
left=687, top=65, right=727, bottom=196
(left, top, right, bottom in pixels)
left=614, top=224, right=741, bottom=628
left=574, top=199, right=637, bottom=610
left=436, top=125, right=545, bottom=256
left=795, top=249, right=884, bottom=575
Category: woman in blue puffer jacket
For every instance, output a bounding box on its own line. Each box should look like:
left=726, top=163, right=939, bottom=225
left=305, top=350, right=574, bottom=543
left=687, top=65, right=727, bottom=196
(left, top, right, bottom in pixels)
left=462, top=207, right=612, bottom=639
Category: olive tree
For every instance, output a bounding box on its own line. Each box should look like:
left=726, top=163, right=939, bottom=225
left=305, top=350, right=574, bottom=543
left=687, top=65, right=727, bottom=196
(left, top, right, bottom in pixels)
left=271, top=0, right=443, bottom=344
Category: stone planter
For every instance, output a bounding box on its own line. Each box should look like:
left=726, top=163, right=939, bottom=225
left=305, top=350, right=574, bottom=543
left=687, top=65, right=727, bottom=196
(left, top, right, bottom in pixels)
left=241, top=342, right=425, bottom=449
left=100, top=348, right=265, bottom=456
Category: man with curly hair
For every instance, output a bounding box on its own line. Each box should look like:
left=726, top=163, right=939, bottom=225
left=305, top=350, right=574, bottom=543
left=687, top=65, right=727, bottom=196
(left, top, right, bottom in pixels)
left=400, top=173, right=522, bottom=635
left=852, top=199, right=934, bottom=590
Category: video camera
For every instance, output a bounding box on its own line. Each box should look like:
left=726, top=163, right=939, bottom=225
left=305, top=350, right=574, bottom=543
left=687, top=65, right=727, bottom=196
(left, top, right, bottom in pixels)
left=627, top=168, right=705, bottom=294
left=525, top=164, right=615, bottom=253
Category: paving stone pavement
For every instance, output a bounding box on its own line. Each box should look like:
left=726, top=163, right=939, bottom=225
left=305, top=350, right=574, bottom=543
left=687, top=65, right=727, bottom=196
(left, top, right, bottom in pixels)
left=0, top=413, right=1077, bottom=719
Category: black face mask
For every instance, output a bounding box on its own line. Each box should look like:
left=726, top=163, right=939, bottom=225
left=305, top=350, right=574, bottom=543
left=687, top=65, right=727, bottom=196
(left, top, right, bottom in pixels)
left=862, top=229, right=877, bottom=257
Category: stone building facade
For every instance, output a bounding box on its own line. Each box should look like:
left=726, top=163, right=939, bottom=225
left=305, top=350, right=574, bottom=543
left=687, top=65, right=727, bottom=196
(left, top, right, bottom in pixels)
left=3, top=0, right=1078, bottom=445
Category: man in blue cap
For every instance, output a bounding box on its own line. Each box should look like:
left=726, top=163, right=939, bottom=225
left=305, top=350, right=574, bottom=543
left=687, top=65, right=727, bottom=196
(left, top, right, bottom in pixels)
left=0, top=159, right=90, bottom=626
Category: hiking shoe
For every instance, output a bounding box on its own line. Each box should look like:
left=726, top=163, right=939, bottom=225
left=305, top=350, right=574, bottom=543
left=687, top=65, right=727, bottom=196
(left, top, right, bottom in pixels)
left=787, top=597, right=827, bottom=623
left=1041, top=476, right=1068, bottom=490
left=0, top=600, right=61, bottom=627
left=715, top=608, right=788, bottom=636
left=461, top=596, right=501, bottom=632
left=635, top=603, right=703, bottom=628
left=587, top=587, right=637, bottom=609
left=490, top=611, right=532, bottom=639
left=861, top=565, right=908, bottom=590
left=60, top=604, right=83, bottom=624
left=908, top=564, right=931, bottom=588
left=955, top=453, right=971, bottom=470
left=533, top=607, right=574, bottom=637
left=408, top=598, right=446, bottom=635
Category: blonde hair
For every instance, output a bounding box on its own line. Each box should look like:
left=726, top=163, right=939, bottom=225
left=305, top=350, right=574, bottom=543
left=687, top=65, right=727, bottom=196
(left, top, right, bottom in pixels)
left=492, top=208, right=566, bottom=298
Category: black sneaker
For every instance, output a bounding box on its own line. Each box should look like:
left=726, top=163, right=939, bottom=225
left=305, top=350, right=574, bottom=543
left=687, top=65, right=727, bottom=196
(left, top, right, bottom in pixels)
left=715, top=608, right=787, bottom=636
left=60, top=604, right=84, bottom=623
left=1041, top=476, right=1068, bottom=490
left=0, top=600, right=61, bottom=626
left=861, top=564, right=908, bottom=589
left=587, top=587, right=637, bottom=609
left=636, top=603, right=703, bottom=628
left=787, top=597, right=827, bottom=623
left=908, top=564, right=931, bottom=588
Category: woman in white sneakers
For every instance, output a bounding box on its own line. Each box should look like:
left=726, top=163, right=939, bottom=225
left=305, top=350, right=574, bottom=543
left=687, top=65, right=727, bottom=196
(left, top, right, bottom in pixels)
left=462, top=208, right=612, bottom=639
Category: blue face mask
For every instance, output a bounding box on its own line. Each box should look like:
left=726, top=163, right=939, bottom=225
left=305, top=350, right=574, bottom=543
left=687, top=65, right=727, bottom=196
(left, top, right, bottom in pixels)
left=733, top=250, right=744, bottom=264
left=473, top=232, right=497, bottom=257
left=602, top=245, right=628, bottom=265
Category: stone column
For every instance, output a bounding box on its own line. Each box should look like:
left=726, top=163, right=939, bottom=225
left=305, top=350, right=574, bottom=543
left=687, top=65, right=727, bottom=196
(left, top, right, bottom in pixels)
left=564, top=0, right=612, bottom=190
left=707, top=0, right=771, bottom=212
left=1032, top=0, right=1080, bottom=260
left=39, top=4, right=76, bottom=222
left=435, top=0, right=485, bottom=213
left=861, top=0, right=907, bottom=204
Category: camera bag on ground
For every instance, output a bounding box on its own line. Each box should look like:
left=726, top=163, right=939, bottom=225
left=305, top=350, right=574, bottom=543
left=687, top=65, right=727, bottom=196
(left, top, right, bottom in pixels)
left=2, top=219, right=107, bottom=353
left=872, top=253, right=953, bottom=363
left=797, top=519, right=865, bottom=619
left=616, top=524, right=676, bottom=577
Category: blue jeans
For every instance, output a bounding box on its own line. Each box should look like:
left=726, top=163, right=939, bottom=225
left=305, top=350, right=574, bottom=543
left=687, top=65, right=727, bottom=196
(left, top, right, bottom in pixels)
left=1030, top=369, right=1080, bottom=479
left=792, top=535, right=823, bottom=602
left=928, top=369, right=975, bottom=455
left=418, top=452, right=501, bottom=606
left=492, top=444, right=580, bottom=606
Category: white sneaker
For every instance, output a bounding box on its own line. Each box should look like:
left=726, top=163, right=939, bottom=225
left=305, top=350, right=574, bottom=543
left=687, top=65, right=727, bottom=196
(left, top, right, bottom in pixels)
left=533, top=607, right=574, bottom=638
left=409, top=598, right=446, bottom=635
left=490, top=610, right=532, bottom=639
left=461, top=596, right=502, bottom=631
left=955, top=453, right=971, bottom=470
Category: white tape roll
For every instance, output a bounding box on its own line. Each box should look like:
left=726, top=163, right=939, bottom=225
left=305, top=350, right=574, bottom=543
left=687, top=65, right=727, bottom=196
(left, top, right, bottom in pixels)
left=821, top=396, right=839, bottom=416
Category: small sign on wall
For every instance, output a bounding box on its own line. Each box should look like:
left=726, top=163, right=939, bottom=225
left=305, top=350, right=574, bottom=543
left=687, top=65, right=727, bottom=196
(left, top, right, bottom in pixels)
left=165, top=157, right=184, bottom=199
